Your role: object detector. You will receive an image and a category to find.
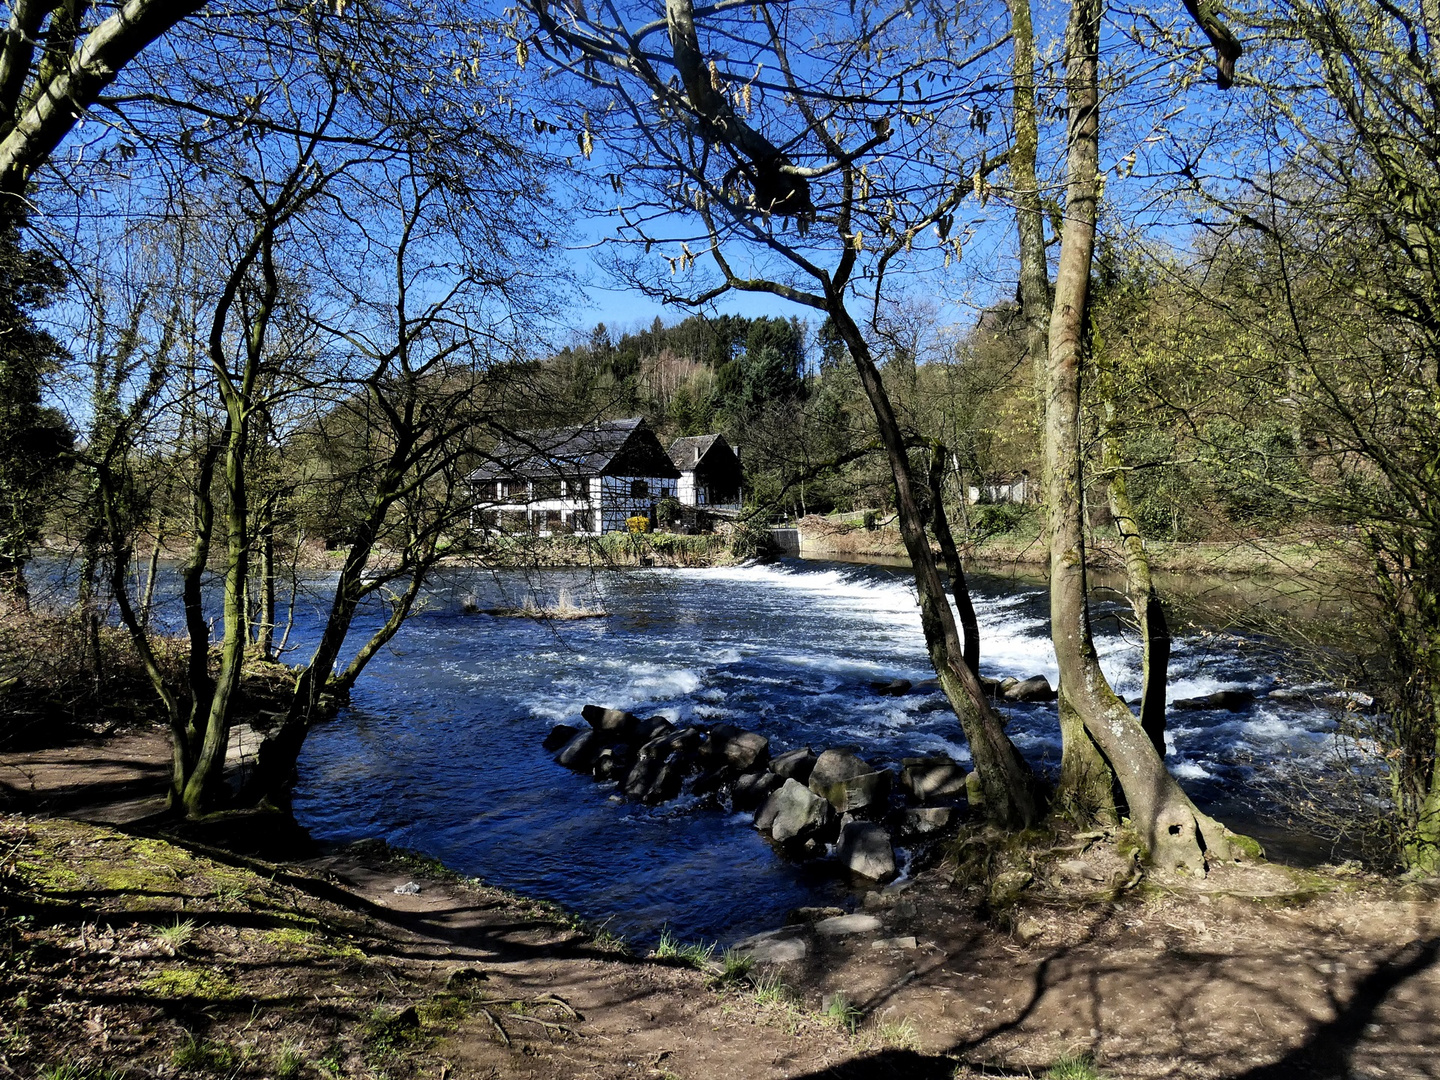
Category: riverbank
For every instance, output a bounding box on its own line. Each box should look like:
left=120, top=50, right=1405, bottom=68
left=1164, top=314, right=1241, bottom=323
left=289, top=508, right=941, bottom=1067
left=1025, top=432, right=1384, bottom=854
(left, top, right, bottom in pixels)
left=5, top=727, right=1440, bottom=1079
left=793, top=514, right=1356, bottom=580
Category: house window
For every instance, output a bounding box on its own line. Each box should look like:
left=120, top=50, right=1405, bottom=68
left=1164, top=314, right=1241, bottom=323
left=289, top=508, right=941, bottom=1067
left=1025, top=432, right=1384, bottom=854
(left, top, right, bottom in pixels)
left=572, top=509, right=592, bottom=532
left=533, top=477, right=562, bottom=500
left=630, top=479, right=649, bottom=498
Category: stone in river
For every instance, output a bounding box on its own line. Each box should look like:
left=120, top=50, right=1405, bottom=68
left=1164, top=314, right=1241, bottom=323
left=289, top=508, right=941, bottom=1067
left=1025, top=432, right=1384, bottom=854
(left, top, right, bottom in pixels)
left=542, top=723, right=581, bottom=752
left=592, top=745, right=634, bottom=781
left=635, top=715, right=676, bottom=741
left=770, top=747, right=817, bottom=784
left=903, top=806, right=952, bottom=836
left=1171, top=689, right=1256, bottom=712
left=555, top=730, right=603, bottom=771
left=717, top=729, right=770, bottom=771
left=582, top=704, right=640, bottom=740
left=837, top=821, right=897, bottom=882
left=1003, top=675, right=1057, bottom=702
left=761, top=778, right=836, bottom=845
left=732, top=770, right=783, bottom=812
left=870, top=678, right=912, bottom=696
left=808, top=749, right=892, bottom=813
left=899, top=755, right=966, bottom=802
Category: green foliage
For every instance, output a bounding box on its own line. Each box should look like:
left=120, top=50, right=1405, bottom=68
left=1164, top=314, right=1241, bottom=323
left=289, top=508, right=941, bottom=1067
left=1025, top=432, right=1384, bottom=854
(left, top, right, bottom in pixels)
left=152, top=917, right=198, bottom=953
left=275, top=1042, right=306, bottom=1080
left=873, top=1016, right=920, bottom=1050
left=970, top=501, right=1033, bottom=540
left=36, top=1066, right=126, bottom=1080
left=1043, top=1051, right=1110, bottom=1080
left=729, top=519, right=773, bottom=560
left=822, top=992, right=862, bottom=1034
left=652, top=927, right=716, bottom=968
left=171, top=1032, right=237, bottom=1071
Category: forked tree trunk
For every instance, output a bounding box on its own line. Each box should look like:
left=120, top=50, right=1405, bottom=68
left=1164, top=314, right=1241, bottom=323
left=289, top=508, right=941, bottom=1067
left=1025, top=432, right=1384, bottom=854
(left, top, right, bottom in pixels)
left=1008, top=0, right=1114, bottom=823
left=1098, top=363, right=1170, bottom=756
left=831, top=305, right=1038, bottom=828
left=928, top=442, right=979, bottom=675
left=1044, top=0, right=1230, bottom=871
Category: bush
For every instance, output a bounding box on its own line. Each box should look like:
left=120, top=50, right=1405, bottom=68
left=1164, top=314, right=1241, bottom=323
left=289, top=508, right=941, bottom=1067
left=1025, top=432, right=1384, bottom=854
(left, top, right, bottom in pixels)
left=971, top=501, right=1032, bottom=540
left=626, top=514, right=651, bottom=534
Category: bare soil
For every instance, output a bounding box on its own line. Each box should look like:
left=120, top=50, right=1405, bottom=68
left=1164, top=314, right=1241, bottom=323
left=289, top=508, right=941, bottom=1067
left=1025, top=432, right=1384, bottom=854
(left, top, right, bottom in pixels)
left=3, top=729, right=1439, bottom=1080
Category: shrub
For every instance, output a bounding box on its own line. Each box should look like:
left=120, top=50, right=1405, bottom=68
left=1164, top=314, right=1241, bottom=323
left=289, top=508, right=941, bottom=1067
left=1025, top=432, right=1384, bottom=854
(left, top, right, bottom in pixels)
left=626, top=514, right=651, bottom=534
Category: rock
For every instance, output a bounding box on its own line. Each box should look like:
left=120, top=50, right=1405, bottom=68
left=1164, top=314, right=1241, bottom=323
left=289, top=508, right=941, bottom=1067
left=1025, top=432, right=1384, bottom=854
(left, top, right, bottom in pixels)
left=542, top=723, right=581, bottom=752
left=871, top=936, right=919, bottom=950
left=1004, top=675, right=1057, bottom=702
left=787, top=905, right=846, bottom=923
left=770, top=747, right=817, bottom=784
left=393, top=881, right=421, bottom=895
left=1015, top=918, right=1045, bottom=943
left=1055, top=858, right=1109, bottom=883
left=978, top=676, right=1004, bottom=696
left=813, top=913, right=883, bottom=937
left=899, top=756, right=966, bottom=801
left=643, top=761, right=684, bottom=804
left=733, top=928, right=808, bottom=964
left=964, top=770, right=984, bottom=808
left=1172, top=689, right=1256, bottom=712
left=809, top=749, right=892, bottom=813
left=987, top=868, right=1033, bottom=908
left=636, top=715, right=676, bottom=741
left=555, top=730, right=604, bottom=771
left=837, top=821, right=897, bottom=882
left=622, top=752, right=684, bottom=803
left=582, top=703, right=640, bottom=739
left=998, top=676, right=1019, bottom=694
left=904, top=806, right=952, bottom=835
left=444, top=967, right=489, bottom=988
left=592, top=745, right=634, bottom=781
left=760, top=778, right=837, bottom=845
left=732, top=770, right=783, bottom=812
left=870, top=678, right=912, bottom=696
left=708, top=726, right=770, bottom=771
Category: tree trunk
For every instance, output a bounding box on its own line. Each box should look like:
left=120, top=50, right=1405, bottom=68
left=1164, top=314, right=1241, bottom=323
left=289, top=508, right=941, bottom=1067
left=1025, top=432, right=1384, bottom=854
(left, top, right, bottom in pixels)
left=1043, top=0, right=1229, bottom=871
left=1008, top=0, right=1114, bottom=822
left=255, top=498, right=277, bottom=660
left=928, top=442, right=979, bottom=675
left=831, top=304, right=1038, bottom=828
left=1098, top=361, right=1170, bottom=757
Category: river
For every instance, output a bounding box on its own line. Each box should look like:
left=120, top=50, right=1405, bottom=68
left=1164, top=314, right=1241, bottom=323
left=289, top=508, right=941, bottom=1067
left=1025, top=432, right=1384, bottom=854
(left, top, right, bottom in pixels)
left=284, top=557, right=1347, bottom=946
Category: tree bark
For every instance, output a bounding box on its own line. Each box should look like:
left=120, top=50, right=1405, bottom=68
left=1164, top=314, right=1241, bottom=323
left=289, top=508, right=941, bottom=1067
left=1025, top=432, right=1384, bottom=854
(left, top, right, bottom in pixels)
left=928, top=441, right=979, bottom=675
left=0, top=0, right=206, bottom=208
left=831, top=304, right=1038, bottom=828
left=1098, top=361, right=1170, bottom=757
left=1043, top=0, right=1229, bottom=871
left=1008, top=0, right=1114, bottom=822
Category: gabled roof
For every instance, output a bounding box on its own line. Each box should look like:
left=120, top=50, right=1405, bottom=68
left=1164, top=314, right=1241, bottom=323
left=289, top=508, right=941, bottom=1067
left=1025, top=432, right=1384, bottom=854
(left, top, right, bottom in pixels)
left=669, top=433, right=736, bottom=472
left=469, top=418, right=680, bottom=481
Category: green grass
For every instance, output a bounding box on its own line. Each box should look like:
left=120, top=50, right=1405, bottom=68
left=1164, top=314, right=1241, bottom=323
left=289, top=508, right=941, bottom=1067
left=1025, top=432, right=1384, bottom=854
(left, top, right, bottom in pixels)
left=274, top=1041, right=306, bottom=1080
left=750, top=970, right=794, bottom=1007
left=1043, top=1051, right=1111, bottom=1080
left=653, top=927, right=717, bottom=968
left=715, top=947, right=754, bottom=985
left=823, top=992, right=863, bottom=1034
left=874, top=1015, right=920, bottom=1050
left=36, top=1066, right=126, bottom=1080
left=152, top=917, right=197, bottom=954
left=171, top=1032, right=236, bottom=1071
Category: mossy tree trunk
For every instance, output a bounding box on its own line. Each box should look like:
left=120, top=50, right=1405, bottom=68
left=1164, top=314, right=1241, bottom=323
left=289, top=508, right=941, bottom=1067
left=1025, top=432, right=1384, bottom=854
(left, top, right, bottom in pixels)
left=928, top=441, right=979, bottom=675
left=1043, top=0, right=1229, bottom=870
left=1007, top=0, right=1114, bottom=824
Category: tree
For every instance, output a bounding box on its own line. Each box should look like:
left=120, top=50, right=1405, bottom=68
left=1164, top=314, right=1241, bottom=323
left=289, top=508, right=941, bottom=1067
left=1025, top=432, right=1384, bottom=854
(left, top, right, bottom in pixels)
left=522, top=0, right=1040, bottom=826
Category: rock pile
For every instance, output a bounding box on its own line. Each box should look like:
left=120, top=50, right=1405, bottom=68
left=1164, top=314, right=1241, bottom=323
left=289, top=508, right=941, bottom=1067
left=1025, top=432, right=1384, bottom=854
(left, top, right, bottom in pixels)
left=546, top=705, right=971, bottom=884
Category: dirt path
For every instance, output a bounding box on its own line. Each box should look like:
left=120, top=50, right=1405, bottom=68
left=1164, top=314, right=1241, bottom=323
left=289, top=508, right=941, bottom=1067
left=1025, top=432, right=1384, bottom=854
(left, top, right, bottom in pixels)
left=4, top=730, right=1440, bottom=1079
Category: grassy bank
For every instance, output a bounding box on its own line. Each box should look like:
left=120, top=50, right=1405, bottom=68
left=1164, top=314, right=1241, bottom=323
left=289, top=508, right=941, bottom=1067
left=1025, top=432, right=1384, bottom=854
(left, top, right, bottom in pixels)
left=795, top=513, right=1357, bottom=579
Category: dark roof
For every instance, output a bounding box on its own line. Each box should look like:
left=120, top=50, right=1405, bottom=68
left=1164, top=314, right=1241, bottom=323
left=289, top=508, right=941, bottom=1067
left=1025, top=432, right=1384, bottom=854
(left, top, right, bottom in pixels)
left=469, top=418, right=680, bottom=481
left=669, top=434, right=736, bottom=471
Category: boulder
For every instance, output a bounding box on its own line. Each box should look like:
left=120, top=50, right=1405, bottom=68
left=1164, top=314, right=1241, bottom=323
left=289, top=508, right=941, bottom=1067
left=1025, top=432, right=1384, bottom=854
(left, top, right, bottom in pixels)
left=760, top=778, right=836, bottom=845
left=733, top=927, right=808, bottom=964
left=722, top=730, right=770, bottom=771
left=732, top=770, right=783, bottom=812
left=903, top=805, right=952, bottom=836
left=592, top=745, right=634, bottom=781
left=542, top=723, right=581, bottom=752
left=813, top=912, right=883, bottom=937
left=555, top=730, right=603, bottom=771
left=770, top=747, right=817, bottom=784
left=636, top=715, right=676, bottom=741
left=1172, top=689, right=1255, bottom=712
left=870, top=678, right=912, bottom=697
left=642, top=761, right=683, bottom=804
left=1003, top=675, right=1057, bottom=703
left=582, top=704, right=640, bottom=740
left=899, top=755, right=966, bottom=802
left=837, top=821, right=897, bottom=882
left=978, top=676, right=1004, bottom=697
left=809, top=749, right=892, bottom=813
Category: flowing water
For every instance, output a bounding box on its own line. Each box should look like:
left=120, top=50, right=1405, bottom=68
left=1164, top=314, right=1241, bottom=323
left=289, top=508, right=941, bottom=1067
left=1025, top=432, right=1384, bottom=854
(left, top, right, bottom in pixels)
left=282, top=558, right=1346, bottom=946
